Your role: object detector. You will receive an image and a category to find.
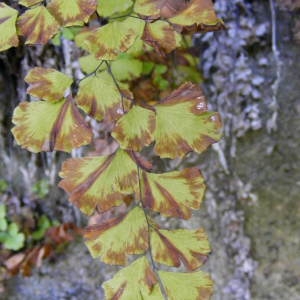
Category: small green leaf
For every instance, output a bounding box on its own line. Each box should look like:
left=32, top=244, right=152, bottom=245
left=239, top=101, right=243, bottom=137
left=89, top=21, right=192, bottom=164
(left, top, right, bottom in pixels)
left=0, top=205, right=8, bottom=232
left=76, top=71, right=126, bottom=121
left=151, top=228, right=210, bottom=270
left=154, top=83, right=222, bottom=158
left=59, top=149, right=138, bottom=215
left=32, top=215, right=51, bottom=240
left=0, top=205, right=6, bottom=219
left=142, top=168, right=205, bottom=219
left=134, top=0, right=185, bottom=18
left=79, top=55, right=104, bottom=74
left=154, top=76, right=169, bottom=90
left=153, top=270, right=213, bottom=300
left=25, top=67, right=73, bottom=102
left=111, top=56, right=143, bottom=81
left=112, top=105, right=156, bottom=151
left=142, top=61, right=155, bottom=75
left=0, top=3, right=19, bottom=52
left=32, top=179, right=49, bottom=198
left=51, top=32, right=61, bottom=46
left=176, top=65, right=202, bottom=84
left=0, top=219, right=7, bottom=232
left=169, top=0, right=223, bottom=32
left=126, top=37, right=145, bottom=57
left=143, top=20, right=182, bottom=53
left=2, top=223, right=25, bottom=251
left=154, top=64, right=167, bottom=75
left=47, top=0, right=97, bottom=27
left=85, top=207, right=148, bottom=264
left=103, top=256, right=158, bottom=299
left=12, top=97, right=92, bottom=153
left=97, top=0, right=133, bottom=17
left=75, top=17, right=145, bottom=60
left=0, top=232, right=7, bottom=243
left=17, top=6, right=60, bottom=45
left=62, top=27, right=76, bottom=41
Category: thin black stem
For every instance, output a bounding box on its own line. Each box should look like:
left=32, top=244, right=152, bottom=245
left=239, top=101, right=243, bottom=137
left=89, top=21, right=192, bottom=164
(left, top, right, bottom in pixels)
left=108, top=14, right=157, bottom=22
left=93, top=58, right=167, bottom=297
left=108, top=13, right=132, bottom=20
left=104, top=60, right=126, bottom=112
left=77, top=60, right=105, bottom=83
left=137, top=166, right=168, bottom=300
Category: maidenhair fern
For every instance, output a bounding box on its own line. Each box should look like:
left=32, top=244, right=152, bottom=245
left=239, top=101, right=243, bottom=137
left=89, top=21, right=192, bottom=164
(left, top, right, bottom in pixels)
left=0, top=0, right=224, bottom=299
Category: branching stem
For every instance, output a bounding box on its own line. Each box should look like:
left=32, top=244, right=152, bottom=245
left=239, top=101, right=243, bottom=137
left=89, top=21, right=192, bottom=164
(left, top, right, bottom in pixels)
left=93, top=57, right=169, bottom=299
left=137, top=166, right=168, bottom=300
left=108, top=14, right=157, bottom=22
left=104, top=60, right=126, bottom=112
left=77, top=61, right=105, bottom=83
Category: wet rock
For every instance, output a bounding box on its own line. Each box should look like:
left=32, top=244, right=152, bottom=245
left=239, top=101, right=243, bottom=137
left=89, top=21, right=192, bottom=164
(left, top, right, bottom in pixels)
left=1, top=242, right=119, bottom=300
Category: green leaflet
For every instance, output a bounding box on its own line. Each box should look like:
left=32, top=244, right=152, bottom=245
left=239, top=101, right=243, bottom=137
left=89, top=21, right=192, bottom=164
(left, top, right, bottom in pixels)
left=76, top=71, right=126, bottom=121
left=151, top=228, right=210, bottom=269
left=4, top=0, right=225, bottom=298
left=85, top=207, right=148, bottom=265
left=143, top=20, right=182, bottom=53
left=59, top=149, right=138, bottom=215
left=142, top=168, right=206, bottom=219
left=0, top=205, right=8, bottom=232
left=12, top=66, right=91, bottom=153
left=112, top=105, right=156, bottom=151
left=25, top=68, right=73, bottom=102
left=47, top=0, right=97, bottom=27
left=134, top=0, right=223, bottom=32
left=154, top=82, right=222, bottom=158
left=75, top=17, right=145, bottom=60
left=80, top=54, right=143, bottom=79
left=151, top=270, right=213, bottom=300
left=0, top=3, right=19, bottom=51
left=111, top=55, right=143, bottom=81
left=103, top=258, right=213, bottom=300
left=17, top=6, right=60, bottom=45
left=0, top=223, right=25, bottom=251
left=103, top=257, right=158, bottom=299
left=169, top=0, right=223, bottom=29
left=97, top=0, right=134, bottom=17
left=12, top=97, right=92, bottom=153
left=31, top=215, right=52, bottom=240
left=134, top=0, right=175, bottom=17
left=79, top=55, right=104, bottom=74
left=112, top=83, right=222, bottom=158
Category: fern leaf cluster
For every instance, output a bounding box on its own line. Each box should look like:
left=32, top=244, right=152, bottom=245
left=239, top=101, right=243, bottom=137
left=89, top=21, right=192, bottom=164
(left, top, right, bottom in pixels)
left=0, top=0, right=224, bottom=299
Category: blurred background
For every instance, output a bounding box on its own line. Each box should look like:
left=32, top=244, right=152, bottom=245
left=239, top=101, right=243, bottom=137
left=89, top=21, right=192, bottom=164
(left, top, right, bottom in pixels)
left=0, top=0, right=299, bottom=299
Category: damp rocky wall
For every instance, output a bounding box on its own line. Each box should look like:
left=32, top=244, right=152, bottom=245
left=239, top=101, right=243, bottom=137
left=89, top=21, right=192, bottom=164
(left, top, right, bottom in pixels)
left=196, top=0, right=300, bottom=299
left=1, top=1, right=300, bottom=299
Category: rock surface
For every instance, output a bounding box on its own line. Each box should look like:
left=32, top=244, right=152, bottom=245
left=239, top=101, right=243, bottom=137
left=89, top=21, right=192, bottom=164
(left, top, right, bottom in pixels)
left=198, top=1, right=300, bottom=299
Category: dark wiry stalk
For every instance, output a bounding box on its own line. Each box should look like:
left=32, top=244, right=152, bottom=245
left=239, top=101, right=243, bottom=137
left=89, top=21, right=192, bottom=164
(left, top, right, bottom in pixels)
left=108, top=14, right=157, bottom=22
left=105, top=58, right=168, bottom=298
left=137, top=166, right=168, bottom=300
left=104, top=60, right=127, bottom=113
left=77, top=61, right=105, bottom=83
